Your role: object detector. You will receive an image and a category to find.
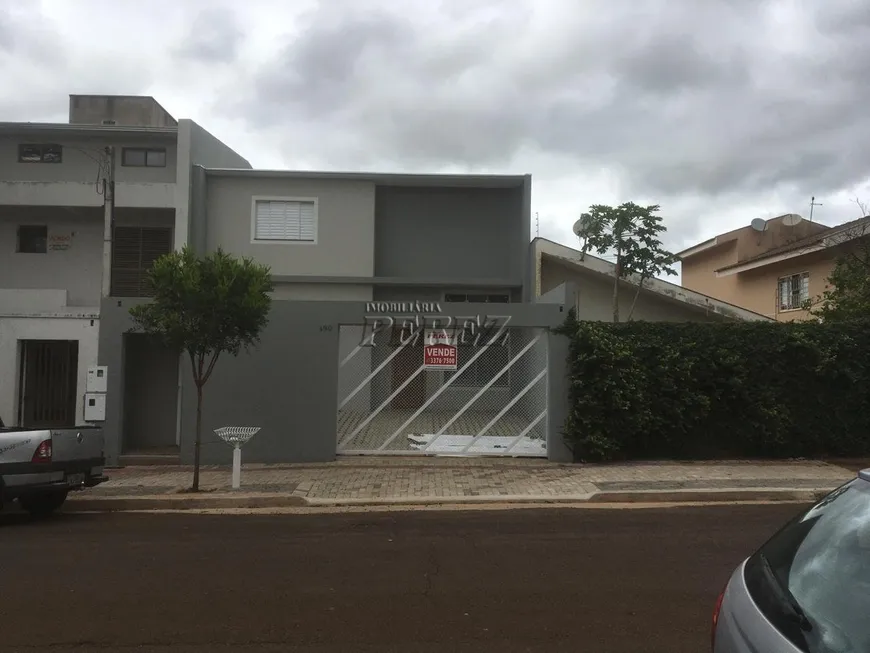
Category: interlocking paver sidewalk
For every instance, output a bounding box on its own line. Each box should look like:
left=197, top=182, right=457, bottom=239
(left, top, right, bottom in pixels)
left=76, top=458, right=858, bottom=505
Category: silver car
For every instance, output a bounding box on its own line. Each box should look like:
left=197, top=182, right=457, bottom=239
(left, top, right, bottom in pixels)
left=713, top=468, right=870, bottom=652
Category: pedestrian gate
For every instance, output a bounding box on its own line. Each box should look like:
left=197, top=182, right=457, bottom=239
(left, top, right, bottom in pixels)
left=336, top=325, right=548, bottom=456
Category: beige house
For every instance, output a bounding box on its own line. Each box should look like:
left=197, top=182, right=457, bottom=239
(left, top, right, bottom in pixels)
left=532, top=238, right=770, bottom=322
left=676, top=214, right=870, bottom=321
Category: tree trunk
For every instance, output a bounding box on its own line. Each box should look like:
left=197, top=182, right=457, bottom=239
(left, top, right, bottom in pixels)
left=627, top=278, right=646, bottom=321
left=192, top=383, right=203, bottom=491
left=612, top=255, right=621, bottom=323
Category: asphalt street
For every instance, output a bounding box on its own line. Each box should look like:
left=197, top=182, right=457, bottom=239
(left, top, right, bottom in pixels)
left=0, top=503, right=809, bottom=652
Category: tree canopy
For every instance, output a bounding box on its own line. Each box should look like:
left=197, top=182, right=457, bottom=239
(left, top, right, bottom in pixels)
left=129, top=245, right=273, bottom=490
left=577, top=202, right=676, bottom=321
left=808, top=231, right=870, bottom=322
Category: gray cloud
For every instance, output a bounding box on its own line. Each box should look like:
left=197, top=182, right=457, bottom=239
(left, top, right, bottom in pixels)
left=4, top=0, right=870, bottom=250
left=0, top=4, right=64, bottom=63
left=222, top=0, right=870, bottom=229
left=174, top=6, right=244, bottom=64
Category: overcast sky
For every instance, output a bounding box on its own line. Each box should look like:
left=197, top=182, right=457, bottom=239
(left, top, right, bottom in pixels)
left=3, top=0, right=870, bottom=262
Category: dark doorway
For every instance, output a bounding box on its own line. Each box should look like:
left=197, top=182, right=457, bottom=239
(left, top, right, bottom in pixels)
left=122, top=334, right=179, bottom=453
left=18, top=340, right=79, bottom=428
left=390, top=327, right=425, bottom=409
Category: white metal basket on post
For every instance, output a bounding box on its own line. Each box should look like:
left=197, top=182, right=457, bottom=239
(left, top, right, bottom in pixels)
left=213, top=427, right=261, bottom=489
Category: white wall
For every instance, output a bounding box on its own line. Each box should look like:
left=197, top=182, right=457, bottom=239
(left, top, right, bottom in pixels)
left=0, top=315, right=99, bottom=426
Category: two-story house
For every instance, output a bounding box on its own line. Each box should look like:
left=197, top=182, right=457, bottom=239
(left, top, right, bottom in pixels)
left=97, top=166, right=570, bottom=464
left=0, top=94, right=250, bottom=431
left=677, top=213, right=870, bottom=321
left=96, top=161, right=774, bottom=467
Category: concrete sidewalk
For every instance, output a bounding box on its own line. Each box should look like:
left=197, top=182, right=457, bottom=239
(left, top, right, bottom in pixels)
left=63, top=457, right=862, bottom=511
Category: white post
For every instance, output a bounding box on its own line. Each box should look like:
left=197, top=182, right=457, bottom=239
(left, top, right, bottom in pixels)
left=214, top=427, right=260, bottom=490
left=232, top=446, right=241, bottom=489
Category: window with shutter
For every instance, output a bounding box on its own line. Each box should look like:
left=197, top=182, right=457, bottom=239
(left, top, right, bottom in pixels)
left=110, top=226, right=173, bottom=297
left=252, top=198, right=317, bottom=243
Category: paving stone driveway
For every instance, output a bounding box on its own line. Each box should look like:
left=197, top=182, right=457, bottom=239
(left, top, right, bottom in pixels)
left=84, top=458, right=858, bottom=501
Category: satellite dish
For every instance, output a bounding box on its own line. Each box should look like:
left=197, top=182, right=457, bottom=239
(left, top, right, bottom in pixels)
left=750, top=218, right=768, bottom=232
left=781, top=213, right=803, bottom=227
left=572, top=216, right=592, bottom=237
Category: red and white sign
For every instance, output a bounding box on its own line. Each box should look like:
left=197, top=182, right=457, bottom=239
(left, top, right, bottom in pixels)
left=423, top=329, right=458, bottom=370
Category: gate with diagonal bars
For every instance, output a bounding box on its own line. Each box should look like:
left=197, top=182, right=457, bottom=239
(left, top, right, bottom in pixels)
left=336, top=322, right=548, bottom=456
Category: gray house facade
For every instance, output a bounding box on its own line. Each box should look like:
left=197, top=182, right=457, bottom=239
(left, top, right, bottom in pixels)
left=99, top=169, right=570, bottom=465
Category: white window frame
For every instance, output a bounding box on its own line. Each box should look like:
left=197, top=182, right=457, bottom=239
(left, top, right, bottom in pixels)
left=250, top=196, right=319, bottom=245
left=777, top=271, right=809, bottom=312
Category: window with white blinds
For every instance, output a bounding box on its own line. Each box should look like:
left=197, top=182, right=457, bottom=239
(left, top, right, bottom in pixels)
left=253, top=198, right=317, bottom=242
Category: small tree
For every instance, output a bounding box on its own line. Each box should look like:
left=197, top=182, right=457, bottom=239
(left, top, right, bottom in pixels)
left=808, top=236, right=870, bottom=322
left=805, top=199, right=870, bottom=322
left=577, top=202, right=677, bottom=322
left=129, top=246, right=273, bottom=491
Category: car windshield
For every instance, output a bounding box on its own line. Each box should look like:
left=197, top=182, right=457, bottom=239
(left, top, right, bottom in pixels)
left=745, top=478, right=870, bottom=653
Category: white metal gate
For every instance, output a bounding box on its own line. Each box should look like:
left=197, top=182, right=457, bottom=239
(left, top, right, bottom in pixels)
left=337, top=324, right=548, bottom=456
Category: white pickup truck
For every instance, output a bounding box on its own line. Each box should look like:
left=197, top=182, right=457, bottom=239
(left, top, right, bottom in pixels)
left=0, top=426, right=108, bottom=515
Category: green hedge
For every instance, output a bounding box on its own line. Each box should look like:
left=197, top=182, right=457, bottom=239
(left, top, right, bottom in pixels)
left=555, top=310, right=870, bottom=462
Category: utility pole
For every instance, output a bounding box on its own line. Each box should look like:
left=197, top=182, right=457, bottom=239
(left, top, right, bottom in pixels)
left=101, top=146, right=115, bottom=297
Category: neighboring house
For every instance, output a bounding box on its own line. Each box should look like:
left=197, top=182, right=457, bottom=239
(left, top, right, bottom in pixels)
left=0, top=94, right=251, bottom=431
left=99, top=169, right=568, bottom=465
left=532, top=238, right=771, bottom=322
left=676, top=213, right=870, bottom=321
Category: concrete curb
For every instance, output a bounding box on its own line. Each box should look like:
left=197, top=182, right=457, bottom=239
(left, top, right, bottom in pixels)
left=303, top=494, right=597, bottom=507
left=62, top=486, right=835, bottom=511
left=65, top=493, right=307, bottom=512
left=587, top=488, right=832, bottom=504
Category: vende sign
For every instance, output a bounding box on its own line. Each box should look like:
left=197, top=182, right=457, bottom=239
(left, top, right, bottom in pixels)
left=423, top=329, right=457, bottom=370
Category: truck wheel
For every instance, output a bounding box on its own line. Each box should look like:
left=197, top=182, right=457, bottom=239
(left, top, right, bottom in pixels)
left=19, top=491, right=68, bottom=516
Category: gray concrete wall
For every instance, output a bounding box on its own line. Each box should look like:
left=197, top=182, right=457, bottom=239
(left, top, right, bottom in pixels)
left=521, top=176, right=533, bottom=301
left=0, top=206, right=173, bottom=309
left=204, top=175, right=376, bottom=278
left=374, top=185, right=526, bottom=287
left=100, top=298, right=566, bottom=465
left=546, top=329, right=572, bottom=463
left=69, top=95, right=177, bottom=127
left=0, top=135, right=177, bottom=185
left=272, top=283, right=372, bottom=301
left=188, top=122, right=251, bottom=170
left=1, top=206, right=103, bottom=307
left=536, top=281, right=574, bottom=462
left=176, top=120, right=251, bottom=252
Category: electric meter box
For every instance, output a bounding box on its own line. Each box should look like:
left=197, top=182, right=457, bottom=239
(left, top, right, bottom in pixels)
left=83, top=393, right=107, bottom=422
left=86, top=365, right=108, bottom=393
